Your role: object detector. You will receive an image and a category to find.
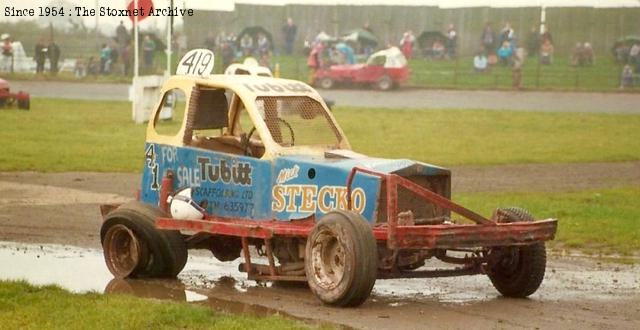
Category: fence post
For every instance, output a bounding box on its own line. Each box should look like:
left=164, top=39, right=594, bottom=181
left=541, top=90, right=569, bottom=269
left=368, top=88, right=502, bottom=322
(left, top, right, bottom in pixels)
left=453, top=56, right=459, bottom=86
left=535, top=57, right=541, bottom=88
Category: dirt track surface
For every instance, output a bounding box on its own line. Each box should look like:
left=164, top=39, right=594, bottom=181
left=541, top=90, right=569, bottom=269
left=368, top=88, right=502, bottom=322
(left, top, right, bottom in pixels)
left=11, top=80, right=640, bottom=113
left=1, top=163, right=639, bottom=329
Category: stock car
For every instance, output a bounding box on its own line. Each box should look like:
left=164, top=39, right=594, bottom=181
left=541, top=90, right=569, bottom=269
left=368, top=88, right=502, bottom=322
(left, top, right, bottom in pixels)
left=99, top=49, right=557, bottom=307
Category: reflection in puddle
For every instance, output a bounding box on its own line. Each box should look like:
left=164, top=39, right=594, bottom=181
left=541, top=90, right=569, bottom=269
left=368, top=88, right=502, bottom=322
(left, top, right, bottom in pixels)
left=1, top=241, right=638, bottom=310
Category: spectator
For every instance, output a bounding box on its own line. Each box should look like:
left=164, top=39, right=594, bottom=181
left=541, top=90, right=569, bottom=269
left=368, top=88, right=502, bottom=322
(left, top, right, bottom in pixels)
left=115, top=21, right=129, bottom=47
left=399, top=31, right=415, bottom=59
left=282, top=17, right=298, bottom=55
left=500, top=22, right=515, bottom=45
left=571, top=42, right=584, bottom=66
left=142, top=35, right=156, bottom=74
left=34, top=38, right=47, bottom=74
left=48, top=40, right=60, bottom=75
left=307, top=41, right=323, bottom=79
left=362, top=22, right=375, bottom=56
left=541, top=26, right=553, bottom=45
left=121, top=42, right=132, bottom=76
left=526, top=26, right=539, bottom=57
left=445, top=24, right=457, bottom=59
left=497, top=41, right=513, bottom=66
left=240, top=33, right=253, bottom=57
left=620, top=64, right=634, bottom=89
left=481, top=23, right=495, bottom=52
left=215, top=31, right=226, bottom=55
left=99, top=43, right=112, bottom=74
left=430, top=40, right=445, bottom=59
left=74, top=58, right=86, bottom=79
left=363, top=22, right=373, bottom=34
left=629, top=42, right=640, bottom=72
left=221, top=42, right=234, bottom=70
left=473, top=51, right=488, bottom=73
left=335, top=42, right=355, bottom=64
left=204, top=31, right=216, bottom=52
left=613, top=42, right=628, bottom=64
left=256, top=33, right=270, bottom=56
left=512, top=48, right=526, bottom=89
left=87, top=56, right=99, bottom=76
left=539, top=39, right=554, bottom=65
left=582, top=42, right=595, bottom=66
left=1, top=34, right=13, bottom=72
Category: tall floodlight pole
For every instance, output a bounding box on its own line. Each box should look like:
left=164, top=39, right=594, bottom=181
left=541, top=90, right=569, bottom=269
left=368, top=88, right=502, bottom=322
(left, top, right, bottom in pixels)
left=166, top=0, right=174, bottom=75
left=95, top=0, right=99, bottom=49
left=134, top=0, right=140, bottom=77
left=539, top=5, right=546, bottom=34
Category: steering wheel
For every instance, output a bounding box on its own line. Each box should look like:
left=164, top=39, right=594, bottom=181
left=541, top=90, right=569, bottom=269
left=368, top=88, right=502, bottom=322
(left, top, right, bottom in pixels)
left=243, top=118, right=295, bottom=156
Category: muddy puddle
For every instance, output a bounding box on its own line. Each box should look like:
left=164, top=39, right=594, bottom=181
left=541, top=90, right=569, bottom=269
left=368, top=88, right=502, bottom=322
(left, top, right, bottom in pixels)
left=1, top=242, right=638, bottom=313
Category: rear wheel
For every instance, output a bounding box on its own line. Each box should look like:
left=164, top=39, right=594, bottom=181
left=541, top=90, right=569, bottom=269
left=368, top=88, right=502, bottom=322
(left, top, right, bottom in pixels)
left=318, top=77, right=334, bottom=89
left=376, top=75, right=393, bottom=91
left=488, top=207, right=546, bottom=298
left=305, top=211, right=377, bottom=307
left=101, top=201, right=187, bottom=279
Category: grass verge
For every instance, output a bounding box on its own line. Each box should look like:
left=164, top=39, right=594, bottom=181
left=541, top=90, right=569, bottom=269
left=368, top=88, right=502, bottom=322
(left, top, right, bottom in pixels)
left=1, top=98, right=639, bottom=172
left=454, top=187, right=640, bottom=255
left=0, top=280, right=309, bottom=329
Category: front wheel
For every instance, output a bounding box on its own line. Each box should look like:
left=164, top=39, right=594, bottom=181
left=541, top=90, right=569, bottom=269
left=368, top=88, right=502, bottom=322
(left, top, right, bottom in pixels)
left=488, top=207, right=546, bottom=298
left=305, top=211, right=377, bottom=307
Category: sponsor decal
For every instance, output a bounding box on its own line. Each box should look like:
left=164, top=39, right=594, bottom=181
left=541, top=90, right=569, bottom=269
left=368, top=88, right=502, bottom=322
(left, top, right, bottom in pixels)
left=243, top=82, right=312, bottom=93
left=197, top=157, right=253, bottom=186
left=272, top=185, right=366, bottom=214
left=276, top=165, right=299, bottom=184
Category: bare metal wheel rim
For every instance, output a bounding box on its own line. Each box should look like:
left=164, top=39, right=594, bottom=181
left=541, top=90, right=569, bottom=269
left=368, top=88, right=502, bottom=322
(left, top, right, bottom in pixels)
left=320, top=78, right=333, bottom=89
left=378, top=77, right=392, bottom=90
left=103, top=224, right=141, bottom=278
left=310, top=227, right=346, bottom=290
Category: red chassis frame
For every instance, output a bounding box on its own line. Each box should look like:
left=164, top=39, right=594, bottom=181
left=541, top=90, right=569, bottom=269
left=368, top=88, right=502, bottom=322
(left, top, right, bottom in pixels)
left=147, top=167, right=557, bottom=281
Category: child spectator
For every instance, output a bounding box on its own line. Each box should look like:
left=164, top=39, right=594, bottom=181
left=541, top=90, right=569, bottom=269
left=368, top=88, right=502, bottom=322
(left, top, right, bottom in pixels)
left=620, top=65, right=634, bottom=89
left=497, top=41, right=513, bottom=66
left=570, top=42, right=584, bottom=66
left=473, top=52, right=488, bottom=72
left=583, top=42, right=595, bottom=66
left=539, top=39, right=554, bottom=65
left=99, top=43, right=112, bottom=74
left=430, top=40, right=445, bottom=59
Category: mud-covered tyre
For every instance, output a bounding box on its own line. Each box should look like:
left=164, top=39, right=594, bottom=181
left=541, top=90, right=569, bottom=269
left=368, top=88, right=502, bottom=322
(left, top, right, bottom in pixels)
left=100, top=201, right=187, bottom=279
left=488, top=207, right=546, bottom=298
left=318, top=77, right=334, bottom=89
left=376, top=75, right=393, bottom=91
left=305, top=210, right=377, bottom=307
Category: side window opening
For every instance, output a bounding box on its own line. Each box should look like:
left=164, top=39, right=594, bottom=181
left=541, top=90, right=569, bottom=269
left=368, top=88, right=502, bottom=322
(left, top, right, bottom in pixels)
left=185, top=86, right=262, bottom=157
left=153, top=88, right=186, bottom=136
